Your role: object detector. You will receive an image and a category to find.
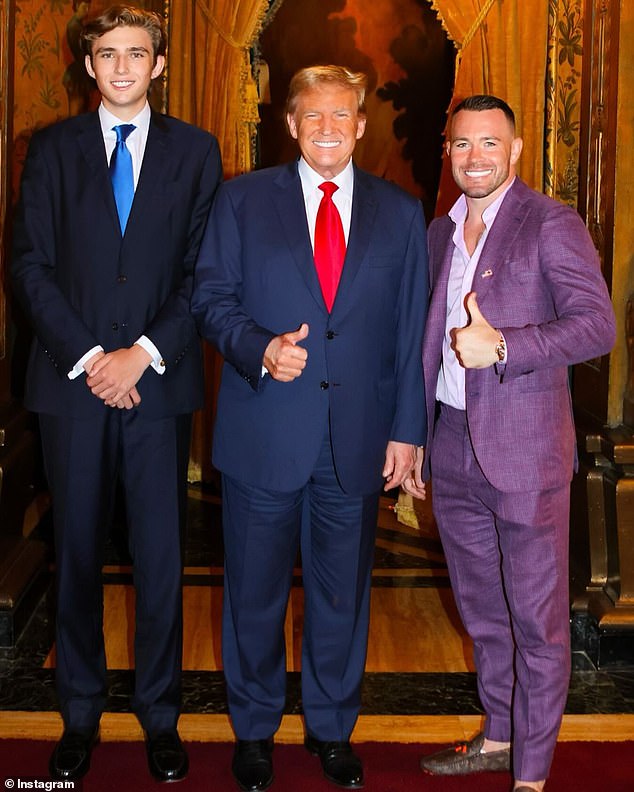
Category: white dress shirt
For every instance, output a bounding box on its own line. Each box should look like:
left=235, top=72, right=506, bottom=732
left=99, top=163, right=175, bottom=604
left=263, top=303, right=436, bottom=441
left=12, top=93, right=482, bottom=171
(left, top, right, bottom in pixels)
left=297, top=156, right=354, bottom=246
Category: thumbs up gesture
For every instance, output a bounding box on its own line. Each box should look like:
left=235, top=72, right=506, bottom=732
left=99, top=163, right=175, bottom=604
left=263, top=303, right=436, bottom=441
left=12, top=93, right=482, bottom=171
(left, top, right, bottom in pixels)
left=263, top=322, right=309, bottom=381
left=450, top=292, right=501, bottom=369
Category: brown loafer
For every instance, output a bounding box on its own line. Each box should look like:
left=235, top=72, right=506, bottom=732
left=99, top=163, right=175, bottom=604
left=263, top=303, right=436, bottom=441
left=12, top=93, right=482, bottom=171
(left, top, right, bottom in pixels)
left=420, top=732, right=510, bottom=775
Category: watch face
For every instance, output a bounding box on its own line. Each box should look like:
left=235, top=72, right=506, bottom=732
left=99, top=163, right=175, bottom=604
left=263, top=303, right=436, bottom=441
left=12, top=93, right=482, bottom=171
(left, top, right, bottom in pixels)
left=496, top=339, right=505, bottom=362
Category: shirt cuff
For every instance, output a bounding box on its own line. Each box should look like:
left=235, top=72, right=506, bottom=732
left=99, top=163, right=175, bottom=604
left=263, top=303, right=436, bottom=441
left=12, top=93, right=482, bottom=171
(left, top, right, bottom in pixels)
left=68, top=345, right=103, bottom=380
left=135, top=335, right=165, bottom=374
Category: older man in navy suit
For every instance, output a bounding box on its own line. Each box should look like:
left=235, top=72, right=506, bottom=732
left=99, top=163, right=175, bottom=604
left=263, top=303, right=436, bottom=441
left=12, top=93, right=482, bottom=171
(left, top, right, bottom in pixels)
left=12, top=5, right=222, bottom=783
left=404, top=95, right=615, bottom=792
left=192, top=65, right=428, bottom=791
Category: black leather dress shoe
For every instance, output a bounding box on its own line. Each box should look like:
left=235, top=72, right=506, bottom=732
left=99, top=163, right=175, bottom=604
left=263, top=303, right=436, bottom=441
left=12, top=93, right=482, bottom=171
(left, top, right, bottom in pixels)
left=146, top=730, right=189, bottom=782
left=305, top=735, right=364, bottom=789
left=232, top=738, right=274, bottom=791
left=49, top=727, right=98, bottom=780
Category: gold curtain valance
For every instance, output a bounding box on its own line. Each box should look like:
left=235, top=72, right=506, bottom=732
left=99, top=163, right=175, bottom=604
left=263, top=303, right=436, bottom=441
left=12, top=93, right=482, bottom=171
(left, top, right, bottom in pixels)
left=430, top=0, right=496, bottom=52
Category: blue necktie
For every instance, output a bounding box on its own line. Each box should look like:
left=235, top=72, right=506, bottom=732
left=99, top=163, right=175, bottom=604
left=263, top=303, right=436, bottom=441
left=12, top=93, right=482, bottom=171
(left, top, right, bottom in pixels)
left=110, top=124, right=136, bottom=232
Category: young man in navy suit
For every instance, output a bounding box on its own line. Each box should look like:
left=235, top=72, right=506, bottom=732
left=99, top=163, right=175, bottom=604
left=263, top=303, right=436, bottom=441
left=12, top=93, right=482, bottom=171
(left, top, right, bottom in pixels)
left=404, top=95, right=615, bottom=792
left=192, top=65, right=429, bottom=791
left=12, top=5, right=222, bottom=782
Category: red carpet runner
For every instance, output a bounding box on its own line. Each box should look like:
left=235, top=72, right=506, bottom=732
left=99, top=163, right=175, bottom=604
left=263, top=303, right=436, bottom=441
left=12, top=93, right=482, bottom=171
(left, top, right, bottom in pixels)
left=1, top=740, right=633, bottom=791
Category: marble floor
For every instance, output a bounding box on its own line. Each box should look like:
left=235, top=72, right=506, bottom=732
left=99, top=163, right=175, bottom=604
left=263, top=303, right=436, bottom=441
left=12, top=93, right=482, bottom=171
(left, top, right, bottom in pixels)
left=1, top=486, right=634, bottom=742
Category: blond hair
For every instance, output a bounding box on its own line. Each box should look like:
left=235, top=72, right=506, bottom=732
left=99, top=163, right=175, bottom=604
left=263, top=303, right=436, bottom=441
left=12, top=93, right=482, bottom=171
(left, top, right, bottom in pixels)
left=286, top=65, right=367, bottom=117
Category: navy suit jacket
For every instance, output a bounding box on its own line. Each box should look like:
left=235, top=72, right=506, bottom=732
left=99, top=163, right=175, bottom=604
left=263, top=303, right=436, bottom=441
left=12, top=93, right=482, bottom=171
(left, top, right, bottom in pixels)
left=191, top=160, right=429, bottom=495
left=12, top=109, right=222, bottom=419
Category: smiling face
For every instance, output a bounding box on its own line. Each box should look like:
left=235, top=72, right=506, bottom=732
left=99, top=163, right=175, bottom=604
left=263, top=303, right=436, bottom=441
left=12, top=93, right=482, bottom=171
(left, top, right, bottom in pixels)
left=85, top=25, right=164, bottom=120
left=286, top=84, right=366, bottom=180
left=447, top=108, right=523, bottom=206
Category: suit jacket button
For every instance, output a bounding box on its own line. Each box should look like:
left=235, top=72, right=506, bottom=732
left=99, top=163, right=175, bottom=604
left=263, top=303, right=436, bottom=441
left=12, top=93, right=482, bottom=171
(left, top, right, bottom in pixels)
left=112, top=322, right=118, bottom=330
left=326, top=330, right=335, bottom=340
left=117, top=275, right=127, bottom=283
left=320, top=381, right=329, bottom=390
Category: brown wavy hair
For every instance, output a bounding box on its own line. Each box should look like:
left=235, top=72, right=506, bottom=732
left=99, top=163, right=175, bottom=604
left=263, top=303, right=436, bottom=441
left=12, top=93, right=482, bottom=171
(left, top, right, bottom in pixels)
left=80, top=4, right=166, bottom=62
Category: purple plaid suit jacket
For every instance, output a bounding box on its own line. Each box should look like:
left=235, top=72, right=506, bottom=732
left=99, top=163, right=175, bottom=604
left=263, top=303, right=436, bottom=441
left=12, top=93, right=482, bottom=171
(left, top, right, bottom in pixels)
left=422, top=178, right=615, bottom=493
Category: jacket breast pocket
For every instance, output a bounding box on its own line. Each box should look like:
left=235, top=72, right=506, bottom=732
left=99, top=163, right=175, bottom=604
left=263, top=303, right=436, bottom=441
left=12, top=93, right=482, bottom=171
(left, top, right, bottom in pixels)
left=507, top=259, right=541, bottom=285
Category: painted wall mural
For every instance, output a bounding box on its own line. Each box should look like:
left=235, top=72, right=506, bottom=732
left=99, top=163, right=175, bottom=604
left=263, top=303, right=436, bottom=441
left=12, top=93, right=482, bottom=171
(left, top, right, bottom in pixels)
left=14, top=0, right=100, bottom=188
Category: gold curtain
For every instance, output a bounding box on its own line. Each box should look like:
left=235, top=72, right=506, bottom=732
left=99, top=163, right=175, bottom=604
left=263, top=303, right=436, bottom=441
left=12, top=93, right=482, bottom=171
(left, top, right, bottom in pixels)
left=429, top=0, right=549, bottom=213
left=169, top=0, right=268, bottom=176
left=169, top=0, right=270, bottom=482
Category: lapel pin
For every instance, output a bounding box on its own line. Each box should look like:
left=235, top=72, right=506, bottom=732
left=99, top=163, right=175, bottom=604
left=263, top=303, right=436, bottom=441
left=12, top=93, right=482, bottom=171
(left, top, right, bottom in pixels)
left=481, top=269, right=493, bottom=278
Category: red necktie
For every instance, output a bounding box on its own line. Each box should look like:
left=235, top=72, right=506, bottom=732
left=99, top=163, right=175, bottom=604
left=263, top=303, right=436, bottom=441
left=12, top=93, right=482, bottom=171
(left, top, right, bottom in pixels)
left=314, top=181, right=346, bottom=312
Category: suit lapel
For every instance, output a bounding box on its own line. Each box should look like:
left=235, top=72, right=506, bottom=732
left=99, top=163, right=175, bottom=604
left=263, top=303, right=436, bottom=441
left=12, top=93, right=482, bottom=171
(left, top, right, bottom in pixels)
left=271, top=162, right=327, bottom=313
left=423, top=218, right=453, bottom=410
left=331, top=165, right=377, bottom=317
left=269, top=162, right=379, bottom=317
left=472, top=179, right=529, bottom=301
left=76, top=111, right=120, bottom=231
left=128, top=111, right=169, bottom=232
left=77, top=110, right=171, bottom=238
left=427, top=218, right=454, bottom=334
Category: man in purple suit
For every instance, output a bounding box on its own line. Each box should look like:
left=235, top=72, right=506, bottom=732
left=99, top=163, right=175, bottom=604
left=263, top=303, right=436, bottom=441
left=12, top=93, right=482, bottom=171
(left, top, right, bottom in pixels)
left=403, top=95, right=615, bottom=792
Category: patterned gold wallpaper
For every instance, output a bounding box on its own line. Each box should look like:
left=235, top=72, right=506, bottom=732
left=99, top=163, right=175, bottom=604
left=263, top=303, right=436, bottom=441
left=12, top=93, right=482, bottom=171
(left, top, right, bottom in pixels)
left=545, top=0, right=584, bottom=206
left=12, top=0, right=164, bottom=190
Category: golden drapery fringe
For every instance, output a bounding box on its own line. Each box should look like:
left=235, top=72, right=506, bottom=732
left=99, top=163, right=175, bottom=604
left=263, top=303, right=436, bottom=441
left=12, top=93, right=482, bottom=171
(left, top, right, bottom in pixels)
left=192, top=0, right=269, bottom=174
left=428, top=0, right=458, bottom=43
left=429, top=0, right=497, bottom=50
left=430, top=0, right=497, bottom=82
left=170, top=0, right=270, bottom=177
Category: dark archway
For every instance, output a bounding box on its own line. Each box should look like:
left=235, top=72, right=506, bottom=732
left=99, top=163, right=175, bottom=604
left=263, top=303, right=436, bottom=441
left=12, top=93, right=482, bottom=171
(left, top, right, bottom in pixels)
left=256, top=0, right=454, bottom=222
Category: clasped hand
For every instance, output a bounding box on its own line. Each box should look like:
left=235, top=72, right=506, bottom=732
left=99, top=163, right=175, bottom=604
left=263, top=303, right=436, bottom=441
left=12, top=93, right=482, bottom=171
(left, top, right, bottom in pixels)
left=85, top=346, right=151, bottom=409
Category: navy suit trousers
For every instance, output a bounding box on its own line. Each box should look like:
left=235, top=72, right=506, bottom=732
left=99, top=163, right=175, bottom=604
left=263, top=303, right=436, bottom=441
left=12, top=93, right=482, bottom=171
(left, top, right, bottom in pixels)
left=40, top=407, right=191, bottom=735
left=221, top=431, right=380, bottom=741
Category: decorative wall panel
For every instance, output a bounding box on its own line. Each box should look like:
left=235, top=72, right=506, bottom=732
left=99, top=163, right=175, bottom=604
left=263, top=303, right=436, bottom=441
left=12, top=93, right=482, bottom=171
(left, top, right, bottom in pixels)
left=544, top=0, right=583, bottom=206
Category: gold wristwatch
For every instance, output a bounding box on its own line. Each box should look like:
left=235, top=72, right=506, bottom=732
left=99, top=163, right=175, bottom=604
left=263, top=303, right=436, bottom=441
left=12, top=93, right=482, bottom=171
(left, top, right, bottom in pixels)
left=495, top=333, right=506, bottom=363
